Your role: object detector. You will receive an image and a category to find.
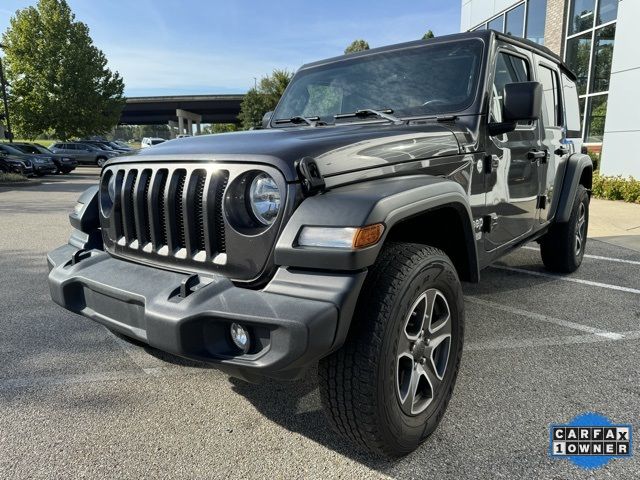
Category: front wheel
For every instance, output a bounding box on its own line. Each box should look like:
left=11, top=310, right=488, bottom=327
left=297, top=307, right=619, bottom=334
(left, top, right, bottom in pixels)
left=96, top=157, right=107, bottom=167
left=540, top=185, right=589, bottom=273
left=318, top=243, right=464, bottom=457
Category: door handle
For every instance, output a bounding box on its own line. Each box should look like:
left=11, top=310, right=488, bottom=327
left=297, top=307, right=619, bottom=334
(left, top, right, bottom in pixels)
left=554, top=145, right=570, bottom=156
left=527, top=149, right=547, bottom=161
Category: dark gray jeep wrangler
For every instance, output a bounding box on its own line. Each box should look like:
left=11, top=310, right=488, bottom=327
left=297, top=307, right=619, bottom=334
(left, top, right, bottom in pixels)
left=48, top=31, right=592, bottom=456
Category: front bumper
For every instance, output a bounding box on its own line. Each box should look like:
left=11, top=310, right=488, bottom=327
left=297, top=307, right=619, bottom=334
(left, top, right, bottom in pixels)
left=48, top=244, right=365, bottom=380
left=33, top=163, right=57, bottom=174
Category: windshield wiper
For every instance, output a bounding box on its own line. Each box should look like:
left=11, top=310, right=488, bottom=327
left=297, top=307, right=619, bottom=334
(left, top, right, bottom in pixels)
left=273, top=115, right=320, bottom=126
left=334, top=109, right=403, bottom=124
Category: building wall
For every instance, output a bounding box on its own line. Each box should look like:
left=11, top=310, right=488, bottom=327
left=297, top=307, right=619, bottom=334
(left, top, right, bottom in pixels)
left=600, top=0, right=640, bottom=178
left=543, top=0, right=566, bottom=56
left=461, top=0, right=522, bottom=31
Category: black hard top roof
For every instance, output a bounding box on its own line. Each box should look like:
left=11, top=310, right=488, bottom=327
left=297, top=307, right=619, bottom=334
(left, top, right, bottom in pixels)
left=300, top=30, right=576, bottom=81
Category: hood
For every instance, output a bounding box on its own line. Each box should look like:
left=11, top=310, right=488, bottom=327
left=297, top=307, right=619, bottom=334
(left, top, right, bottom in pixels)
left=126, top=123, right=461, bottom=181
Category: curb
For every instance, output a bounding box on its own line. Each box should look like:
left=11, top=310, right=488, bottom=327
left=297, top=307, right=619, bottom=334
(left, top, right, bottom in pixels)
left=0, top=179, right=44, bottom=188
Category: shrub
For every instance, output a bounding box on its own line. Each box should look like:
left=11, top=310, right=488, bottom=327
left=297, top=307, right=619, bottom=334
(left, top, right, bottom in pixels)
left=592, top=172, right=640, bottom=204
left=0, top=172, right=28, bottom=183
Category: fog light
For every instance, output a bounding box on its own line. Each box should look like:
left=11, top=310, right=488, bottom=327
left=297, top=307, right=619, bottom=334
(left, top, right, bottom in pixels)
left=230, top=323, right=250, bottom=353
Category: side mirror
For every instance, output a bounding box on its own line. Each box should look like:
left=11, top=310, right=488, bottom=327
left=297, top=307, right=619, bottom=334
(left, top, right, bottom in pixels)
left=262, top=111, right=273, bottom=128
left=489, top=81, right=542, bottom=136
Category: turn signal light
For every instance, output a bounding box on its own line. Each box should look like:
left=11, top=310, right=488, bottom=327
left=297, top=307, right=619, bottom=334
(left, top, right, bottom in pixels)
left=352, top=224, right=385, bottom=249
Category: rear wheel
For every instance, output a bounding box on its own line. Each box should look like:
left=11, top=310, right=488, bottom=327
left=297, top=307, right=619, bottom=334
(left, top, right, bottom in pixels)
left=318, top=243, right=464, bottom=457
left=540, top=185, right=589, bottom=273
left=96, top=157, right=107, bottom=167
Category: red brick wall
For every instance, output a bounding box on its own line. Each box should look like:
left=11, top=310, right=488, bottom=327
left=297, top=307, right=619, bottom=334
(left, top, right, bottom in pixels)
left=544, top=0, right=568, bottom=56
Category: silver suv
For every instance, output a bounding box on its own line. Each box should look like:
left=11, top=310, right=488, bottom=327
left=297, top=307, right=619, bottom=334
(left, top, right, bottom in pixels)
left=50, top=142, right=118, bottom=167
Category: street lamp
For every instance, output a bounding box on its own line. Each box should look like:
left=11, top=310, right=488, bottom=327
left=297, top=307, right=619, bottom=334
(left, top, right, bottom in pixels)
left=0, top=42, right=13, bottom=142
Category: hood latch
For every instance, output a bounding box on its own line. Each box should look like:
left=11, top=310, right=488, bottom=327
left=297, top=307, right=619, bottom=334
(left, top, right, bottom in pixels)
left=296, top=157, right=325, bottom=196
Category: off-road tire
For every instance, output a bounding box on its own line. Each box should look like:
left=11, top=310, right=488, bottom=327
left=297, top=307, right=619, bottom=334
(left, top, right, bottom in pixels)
left=318, top=243, right=464, bottom=457
left=540, top=185, right=589, bottom=273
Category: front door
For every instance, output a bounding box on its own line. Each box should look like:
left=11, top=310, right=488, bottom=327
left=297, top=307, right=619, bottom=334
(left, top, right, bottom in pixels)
left=484, top=49, right=542, bottom=251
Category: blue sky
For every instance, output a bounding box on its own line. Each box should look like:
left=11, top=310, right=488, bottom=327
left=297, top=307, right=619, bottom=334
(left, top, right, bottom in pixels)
left=0, top=1, right=461, bottom=96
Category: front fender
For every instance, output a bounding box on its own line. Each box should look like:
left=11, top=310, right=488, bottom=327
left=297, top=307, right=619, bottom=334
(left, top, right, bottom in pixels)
left=274, top=175, right=477, bottom=272
left=554, top=153, right=593, bottom=223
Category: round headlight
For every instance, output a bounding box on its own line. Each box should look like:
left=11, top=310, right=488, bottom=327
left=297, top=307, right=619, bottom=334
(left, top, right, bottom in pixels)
left=248, top=173, right=280, bottom=225
left=107, top=173, right=117, bottom=202
left=100, top=170, right=117, bottom=217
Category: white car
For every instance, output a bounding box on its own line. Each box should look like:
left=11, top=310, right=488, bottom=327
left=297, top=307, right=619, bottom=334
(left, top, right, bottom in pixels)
left=141, top=137, right=166, bottom=148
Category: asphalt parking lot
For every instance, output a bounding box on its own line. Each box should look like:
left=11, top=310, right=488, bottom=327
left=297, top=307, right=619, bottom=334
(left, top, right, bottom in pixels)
left=1, top=167, right=639, bottom=479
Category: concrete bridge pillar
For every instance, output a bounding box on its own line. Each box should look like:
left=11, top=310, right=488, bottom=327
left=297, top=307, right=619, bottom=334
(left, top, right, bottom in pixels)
left=176, top=109, right=202, bottom=136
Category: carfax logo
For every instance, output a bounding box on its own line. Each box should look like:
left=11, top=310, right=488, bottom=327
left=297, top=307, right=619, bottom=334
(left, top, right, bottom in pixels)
left=550, top=412, right=633, bottom=469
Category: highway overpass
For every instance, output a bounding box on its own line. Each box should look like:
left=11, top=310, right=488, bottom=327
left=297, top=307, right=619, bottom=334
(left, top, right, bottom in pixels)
left=120, top=94, right=244, bottom=126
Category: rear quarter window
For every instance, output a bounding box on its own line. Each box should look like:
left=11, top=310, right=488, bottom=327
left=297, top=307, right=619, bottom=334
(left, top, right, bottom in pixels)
left=561, top=73, right=581, bottom=137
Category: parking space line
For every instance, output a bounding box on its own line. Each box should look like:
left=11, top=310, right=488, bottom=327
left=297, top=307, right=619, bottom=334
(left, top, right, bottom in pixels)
left=466, top=330, right=640, bottom=351
left=522, top=245, right=640, bottom=266
left=467, top=297, right=624, bottom=339
left=492, top=265, right=640, bottom=295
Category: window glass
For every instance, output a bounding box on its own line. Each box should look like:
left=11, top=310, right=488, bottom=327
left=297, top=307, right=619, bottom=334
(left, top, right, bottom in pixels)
left=274, top=40, right=484, bottom=123
left=66, top=144, right=76, bottom=150
left=597, top=0, right=618, bottom=25
left=585, top=94, right=608, bottom=143
left=590, top=24, right=616, bottom=93
left=303, top=85, right=343, bottom=117
left=505, top=4, right=525, bottom=37
left=562, top=74, right=582, bottom=133
left=569, top=0, right=596, bottom=35
left=526, top=0, right=547, bottom=44
left=539, top=66, right=561, bottom=126
left=488, top=16, right=504, bottom=33
left=579, top=97, right=586, bottom=130
left=565, top=33, right=591, bottom=95
left=491, top=52, right=530, bottom=123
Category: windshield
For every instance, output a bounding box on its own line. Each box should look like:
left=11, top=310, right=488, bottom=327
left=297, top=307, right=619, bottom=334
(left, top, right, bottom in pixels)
left=273, top=39, right=483, bottom=126
left=1, top=144, right=26, bottom=155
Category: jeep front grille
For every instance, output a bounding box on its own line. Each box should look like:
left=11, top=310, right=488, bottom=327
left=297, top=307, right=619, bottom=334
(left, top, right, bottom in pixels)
left=108, top=166, right=229, bottom=261
left=99, top=162, right=287, bottom=283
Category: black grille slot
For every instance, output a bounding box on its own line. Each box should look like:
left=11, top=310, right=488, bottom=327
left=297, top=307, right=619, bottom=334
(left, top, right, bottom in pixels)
left=122, top=169, right=138, bottom=242
left=157, top=170, right=168, bottom=247
left=193, top=170, right=207, bottom=252
left=114, top=170, right=125, bottom=239
left=215, top=172, right=229, bottom=253
left=174, top=170, right=187, bottom=250
left=142, top=170, right=152, bottom=243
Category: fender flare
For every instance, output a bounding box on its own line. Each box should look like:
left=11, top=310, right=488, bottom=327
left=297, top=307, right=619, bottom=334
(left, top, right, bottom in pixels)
left=555, top=153, right=593, bottom=223
left=274, top=175, right=479, bottom=278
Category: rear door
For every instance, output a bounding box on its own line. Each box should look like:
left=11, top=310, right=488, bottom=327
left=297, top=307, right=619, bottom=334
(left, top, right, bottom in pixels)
left=484, top=48, right=543, bottom=251
left=536, top=60, right=567, bottom=224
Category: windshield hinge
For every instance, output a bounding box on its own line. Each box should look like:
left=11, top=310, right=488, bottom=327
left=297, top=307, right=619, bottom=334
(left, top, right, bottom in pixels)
left=296, top=157, right=325, bottom=196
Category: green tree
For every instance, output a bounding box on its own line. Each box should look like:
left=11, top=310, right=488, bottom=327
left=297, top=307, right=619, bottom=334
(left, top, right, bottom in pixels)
left=204, top=123, right=238, bottom=134
left=422, top=30, right=435, bottom=39
left=238, top=69, right=293, bottom=130
left=1, top=0, right=125, bottom=140
left=345, top=39, right=370, bottom=54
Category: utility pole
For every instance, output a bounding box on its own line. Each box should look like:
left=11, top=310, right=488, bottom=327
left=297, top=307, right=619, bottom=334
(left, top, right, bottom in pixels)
left=0, top=43, right=12, bottom=142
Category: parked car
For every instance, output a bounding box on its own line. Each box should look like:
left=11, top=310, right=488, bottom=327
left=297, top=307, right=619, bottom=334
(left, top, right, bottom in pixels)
left=80, top=140, right=126, bottom=153
left=0, top=143, right=57, bottom=176
left=12, top=143, right=77, bottom=174
left=104, top=141, right=132, bottom=152
left=49, top=142, right=118, bottom=167
left=141, top=137, right=166, bottom=148
left=0, top=155, right=33, bottom=176
left=112, top=140, right=134, bottom=151
left=47, top=31, right=592, bottom=457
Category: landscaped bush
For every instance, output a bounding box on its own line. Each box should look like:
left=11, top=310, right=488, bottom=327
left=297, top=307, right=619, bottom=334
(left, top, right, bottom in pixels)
left=0, top=172, right=28, bottom=183
left=592, top=172, right=640, bottom=204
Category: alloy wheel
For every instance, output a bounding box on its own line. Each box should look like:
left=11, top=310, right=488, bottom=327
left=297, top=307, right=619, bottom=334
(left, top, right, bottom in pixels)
left=396, top=288, right=452, bottom=416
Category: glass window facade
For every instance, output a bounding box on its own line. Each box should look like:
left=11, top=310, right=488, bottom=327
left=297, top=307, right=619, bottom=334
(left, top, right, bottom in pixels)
left=565, top=0, right=619, bottom=143
left=526, top=0, right=547, bottom=44
left=505, top=4, right=525, bottom=37
left=470, top=0, right=544, bottom=41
